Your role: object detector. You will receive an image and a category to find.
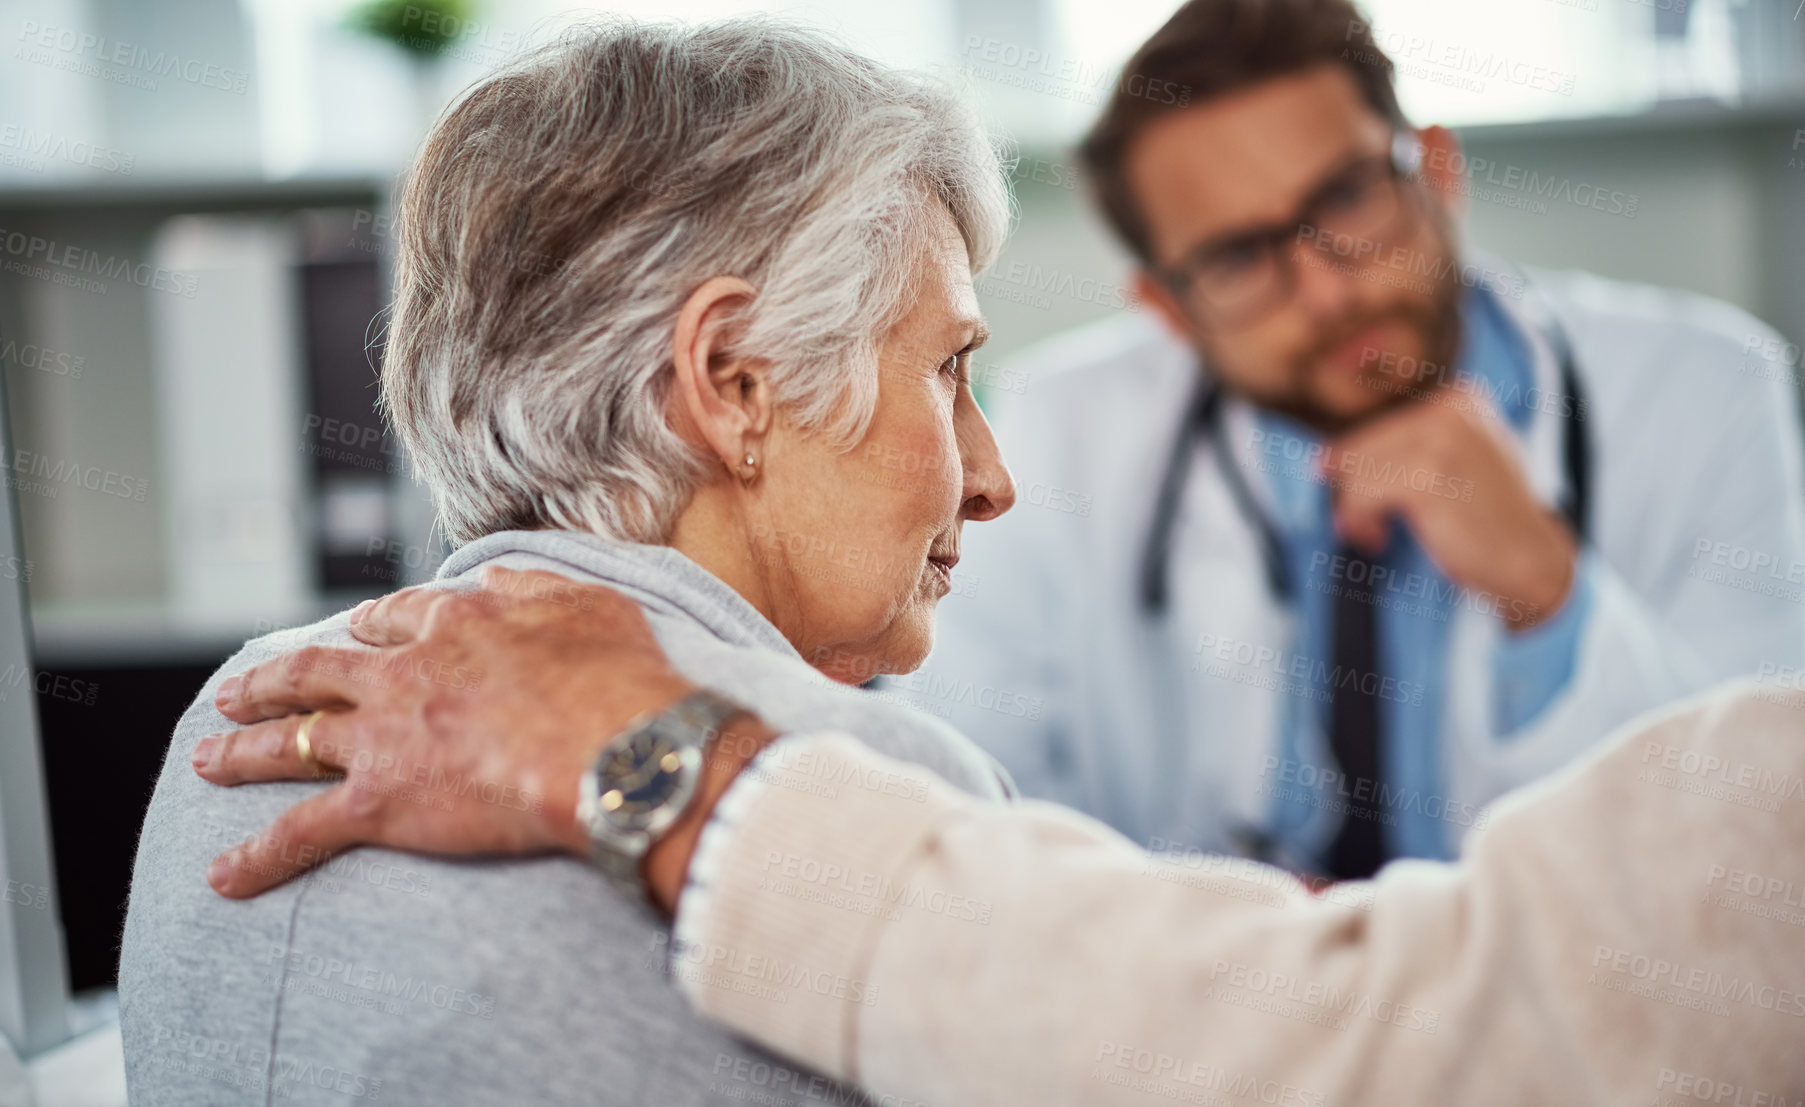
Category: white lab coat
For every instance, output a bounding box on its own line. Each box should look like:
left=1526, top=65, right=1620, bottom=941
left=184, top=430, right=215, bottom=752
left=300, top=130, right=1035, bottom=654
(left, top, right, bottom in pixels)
left=900, top=266, right=1805, bottom=859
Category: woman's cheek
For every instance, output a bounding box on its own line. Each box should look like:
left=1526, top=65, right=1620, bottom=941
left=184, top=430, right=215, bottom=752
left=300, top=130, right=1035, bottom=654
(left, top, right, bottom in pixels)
left=922, top=414, right=964, bottom=510
left=862, top=426, right=960, bottom=515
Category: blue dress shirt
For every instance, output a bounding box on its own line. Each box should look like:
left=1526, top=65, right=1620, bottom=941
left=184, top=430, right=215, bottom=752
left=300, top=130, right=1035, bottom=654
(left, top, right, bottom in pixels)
left=1253, top=287, right=1594, bottom=865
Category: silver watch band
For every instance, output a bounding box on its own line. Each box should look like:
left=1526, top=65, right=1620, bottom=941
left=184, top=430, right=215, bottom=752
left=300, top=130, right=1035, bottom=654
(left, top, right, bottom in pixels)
left=582, top=689, right=750, bottom=908
left=591, top=838, right=651, bottom=907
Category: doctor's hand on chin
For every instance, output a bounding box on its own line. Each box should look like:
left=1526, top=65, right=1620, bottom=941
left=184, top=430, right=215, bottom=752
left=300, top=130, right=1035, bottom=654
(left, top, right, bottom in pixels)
left=1320, top=381, right=1578, bottom=631
left=192, top=566, right=777, bottom=916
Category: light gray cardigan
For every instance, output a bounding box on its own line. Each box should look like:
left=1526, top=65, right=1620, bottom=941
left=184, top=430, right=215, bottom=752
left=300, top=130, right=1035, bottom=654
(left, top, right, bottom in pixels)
left=118, top=529, right=1010, bottom=1106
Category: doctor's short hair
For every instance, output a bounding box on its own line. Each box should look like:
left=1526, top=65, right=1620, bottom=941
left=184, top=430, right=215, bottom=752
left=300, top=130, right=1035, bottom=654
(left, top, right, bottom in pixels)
left=381, top=18, right=1011, bottom=545
left=1079, top=0, right=1406, bottom=261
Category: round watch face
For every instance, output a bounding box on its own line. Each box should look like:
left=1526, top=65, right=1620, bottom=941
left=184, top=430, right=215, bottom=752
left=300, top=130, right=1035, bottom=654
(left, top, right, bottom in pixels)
left=596, top=728, right=689, bottom=832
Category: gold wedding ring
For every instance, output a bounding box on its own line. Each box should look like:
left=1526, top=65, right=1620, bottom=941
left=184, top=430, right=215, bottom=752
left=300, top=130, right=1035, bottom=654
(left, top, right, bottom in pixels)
left=296, top=709, right=333, bottom=777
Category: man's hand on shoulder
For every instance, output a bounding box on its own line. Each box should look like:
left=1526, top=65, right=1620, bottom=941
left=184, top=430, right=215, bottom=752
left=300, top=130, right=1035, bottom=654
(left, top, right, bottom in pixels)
left=192, top=566, right=771, bottom=913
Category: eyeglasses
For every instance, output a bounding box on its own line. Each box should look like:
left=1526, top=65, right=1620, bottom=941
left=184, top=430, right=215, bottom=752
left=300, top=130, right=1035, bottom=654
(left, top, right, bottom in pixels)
left=1157, top=131, right=1426, bottom=329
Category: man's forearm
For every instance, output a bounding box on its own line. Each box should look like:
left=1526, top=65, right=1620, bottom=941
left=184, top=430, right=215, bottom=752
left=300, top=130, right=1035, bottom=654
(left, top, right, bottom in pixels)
left=643, top=712, right=779, bottom=915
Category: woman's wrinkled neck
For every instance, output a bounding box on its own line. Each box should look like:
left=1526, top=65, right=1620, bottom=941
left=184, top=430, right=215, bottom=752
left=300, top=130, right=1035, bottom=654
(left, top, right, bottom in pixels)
left=668, top=481, right=771, bottom=621
left=668, top=481, right=889, bottom=686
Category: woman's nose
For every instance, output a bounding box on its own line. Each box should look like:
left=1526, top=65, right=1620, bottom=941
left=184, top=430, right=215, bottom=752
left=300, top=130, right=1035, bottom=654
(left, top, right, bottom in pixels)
left=958, top=399, right=1016, bottom=522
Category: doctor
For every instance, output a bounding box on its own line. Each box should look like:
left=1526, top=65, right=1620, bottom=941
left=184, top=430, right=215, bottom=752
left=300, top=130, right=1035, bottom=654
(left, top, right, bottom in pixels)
left=905, top=0, right=1805, bottom=876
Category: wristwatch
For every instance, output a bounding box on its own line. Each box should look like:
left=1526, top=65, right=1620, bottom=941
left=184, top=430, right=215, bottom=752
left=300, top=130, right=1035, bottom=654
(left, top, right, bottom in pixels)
left=577, top=688, right=749, bottom=907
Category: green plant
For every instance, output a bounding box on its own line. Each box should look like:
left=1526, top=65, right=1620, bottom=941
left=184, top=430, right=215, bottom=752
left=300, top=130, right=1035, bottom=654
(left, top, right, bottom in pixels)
left=347, top=0, right=477, bottom=60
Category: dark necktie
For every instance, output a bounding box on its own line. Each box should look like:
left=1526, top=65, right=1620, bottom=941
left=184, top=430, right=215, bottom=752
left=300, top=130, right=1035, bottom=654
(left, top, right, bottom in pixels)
left=1325, top=544, right=1387, bottom=879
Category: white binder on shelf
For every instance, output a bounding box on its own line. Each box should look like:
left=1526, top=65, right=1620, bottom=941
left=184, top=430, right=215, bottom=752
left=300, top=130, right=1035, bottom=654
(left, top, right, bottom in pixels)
left=145, top=215, right=313, bottom=634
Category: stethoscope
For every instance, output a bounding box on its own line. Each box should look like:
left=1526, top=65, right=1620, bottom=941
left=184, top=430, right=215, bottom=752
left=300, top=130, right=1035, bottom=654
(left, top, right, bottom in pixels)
left=1137, top=298, right=1593, bottom=615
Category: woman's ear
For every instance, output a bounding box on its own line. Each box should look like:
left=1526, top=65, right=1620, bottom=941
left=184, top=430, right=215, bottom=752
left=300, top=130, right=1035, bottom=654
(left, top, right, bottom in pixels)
left=668, top=276, right=773, bottom=481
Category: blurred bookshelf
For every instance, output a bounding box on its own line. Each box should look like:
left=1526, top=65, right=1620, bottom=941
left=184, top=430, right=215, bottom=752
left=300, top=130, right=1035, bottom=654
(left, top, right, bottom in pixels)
left=0, top=173, right=448, bottom=673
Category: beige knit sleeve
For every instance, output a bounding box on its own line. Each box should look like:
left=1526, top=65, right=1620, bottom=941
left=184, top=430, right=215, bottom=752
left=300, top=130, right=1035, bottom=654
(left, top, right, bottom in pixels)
left=676, top=681, right=1805, bottom=1107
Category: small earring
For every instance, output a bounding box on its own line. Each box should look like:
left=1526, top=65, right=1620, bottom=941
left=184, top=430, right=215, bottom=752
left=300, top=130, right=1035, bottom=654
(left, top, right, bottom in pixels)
left=744, top=453, right=756, bottom=468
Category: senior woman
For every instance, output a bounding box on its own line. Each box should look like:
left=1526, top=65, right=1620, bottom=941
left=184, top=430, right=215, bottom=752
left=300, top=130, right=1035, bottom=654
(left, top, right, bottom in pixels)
left=118, top=18, right=1019, bottom=1105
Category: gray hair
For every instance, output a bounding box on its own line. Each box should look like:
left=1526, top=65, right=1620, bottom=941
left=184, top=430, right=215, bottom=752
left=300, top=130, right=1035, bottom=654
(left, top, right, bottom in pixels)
left=381, top=17, right=1013, bottom=545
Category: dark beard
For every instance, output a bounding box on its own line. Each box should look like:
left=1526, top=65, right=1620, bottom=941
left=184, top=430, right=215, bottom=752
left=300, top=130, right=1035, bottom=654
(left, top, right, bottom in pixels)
left=1238, top=210, right=1470, bottom=436
left=1261, top=283, right=1464, bottom=437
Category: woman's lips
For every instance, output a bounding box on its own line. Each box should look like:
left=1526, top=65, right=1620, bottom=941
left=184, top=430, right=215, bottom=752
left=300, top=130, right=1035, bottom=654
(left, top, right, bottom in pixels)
left=926, top=553, right=958, bottom=591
